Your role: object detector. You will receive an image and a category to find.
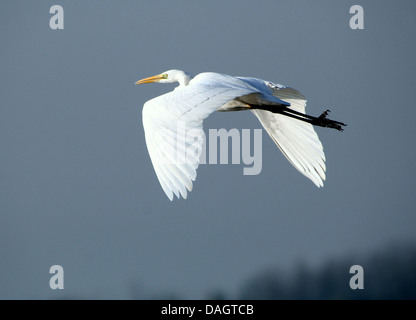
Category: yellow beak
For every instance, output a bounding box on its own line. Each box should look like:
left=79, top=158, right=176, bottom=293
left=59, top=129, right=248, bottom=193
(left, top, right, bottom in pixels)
left=135, top=74, right=164, bottom=85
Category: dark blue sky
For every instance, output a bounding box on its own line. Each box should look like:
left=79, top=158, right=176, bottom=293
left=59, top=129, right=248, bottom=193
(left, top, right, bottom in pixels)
left=1, top=1, right=415, bottom=299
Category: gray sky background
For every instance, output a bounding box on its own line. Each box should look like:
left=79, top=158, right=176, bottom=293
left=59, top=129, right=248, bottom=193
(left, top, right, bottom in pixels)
left=1, top=1, right=415, bottom=299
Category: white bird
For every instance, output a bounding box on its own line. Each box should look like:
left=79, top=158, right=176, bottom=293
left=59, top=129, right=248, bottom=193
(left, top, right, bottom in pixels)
left=135, top=69, right=345, bottom=200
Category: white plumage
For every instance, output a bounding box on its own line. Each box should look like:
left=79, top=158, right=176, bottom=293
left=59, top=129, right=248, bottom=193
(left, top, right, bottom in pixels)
left=136, top=69, right=345, bottom=200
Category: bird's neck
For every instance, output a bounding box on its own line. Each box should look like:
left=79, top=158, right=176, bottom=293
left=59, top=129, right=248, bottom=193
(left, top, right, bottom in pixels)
left=178, top=73, right=192, bottom=87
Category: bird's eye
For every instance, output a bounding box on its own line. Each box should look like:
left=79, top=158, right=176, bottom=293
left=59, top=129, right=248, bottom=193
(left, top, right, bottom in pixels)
left=162, top=73, right=168, bottom=79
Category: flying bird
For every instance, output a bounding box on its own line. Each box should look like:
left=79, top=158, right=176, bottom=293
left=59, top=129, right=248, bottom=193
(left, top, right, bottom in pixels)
left=135, top=70, right=346, bottom=200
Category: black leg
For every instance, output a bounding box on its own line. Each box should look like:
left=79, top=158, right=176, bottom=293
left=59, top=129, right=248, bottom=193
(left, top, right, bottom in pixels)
left=250, top=104, right=347, bottom=132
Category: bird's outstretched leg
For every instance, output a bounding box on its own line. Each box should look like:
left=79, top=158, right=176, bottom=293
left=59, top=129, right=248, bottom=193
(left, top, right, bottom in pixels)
left=279, top=107, right=346, bottom=131
left=250, top=105, right=347, bottom=131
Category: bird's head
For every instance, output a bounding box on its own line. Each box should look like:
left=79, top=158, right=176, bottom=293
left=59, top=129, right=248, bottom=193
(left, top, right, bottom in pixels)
left=135, top=69, right=192, bottom=86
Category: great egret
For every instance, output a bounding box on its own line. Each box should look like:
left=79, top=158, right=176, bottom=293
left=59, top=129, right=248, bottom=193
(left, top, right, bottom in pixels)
left=135, top=70, right=346, bottom=200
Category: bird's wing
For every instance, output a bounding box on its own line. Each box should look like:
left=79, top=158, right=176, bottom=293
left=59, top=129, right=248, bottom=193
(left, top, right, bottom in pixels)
left=142, top=73, right=256, bottom=200
left=250, top=83, right=326, bottom=187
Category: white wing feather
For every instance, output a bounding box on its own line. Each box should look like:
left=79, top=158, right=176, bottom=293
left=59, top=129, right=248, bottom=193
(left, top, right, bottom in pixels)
left=249, top=83, right=326, bottom=187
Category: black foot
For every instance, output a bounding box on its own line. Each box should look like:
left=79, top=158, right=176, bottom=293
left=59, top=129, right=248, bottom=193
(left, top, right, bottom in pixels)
left=319, top=109, right=330, bottom=119
left=315, top=109, right=346, bottom=131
